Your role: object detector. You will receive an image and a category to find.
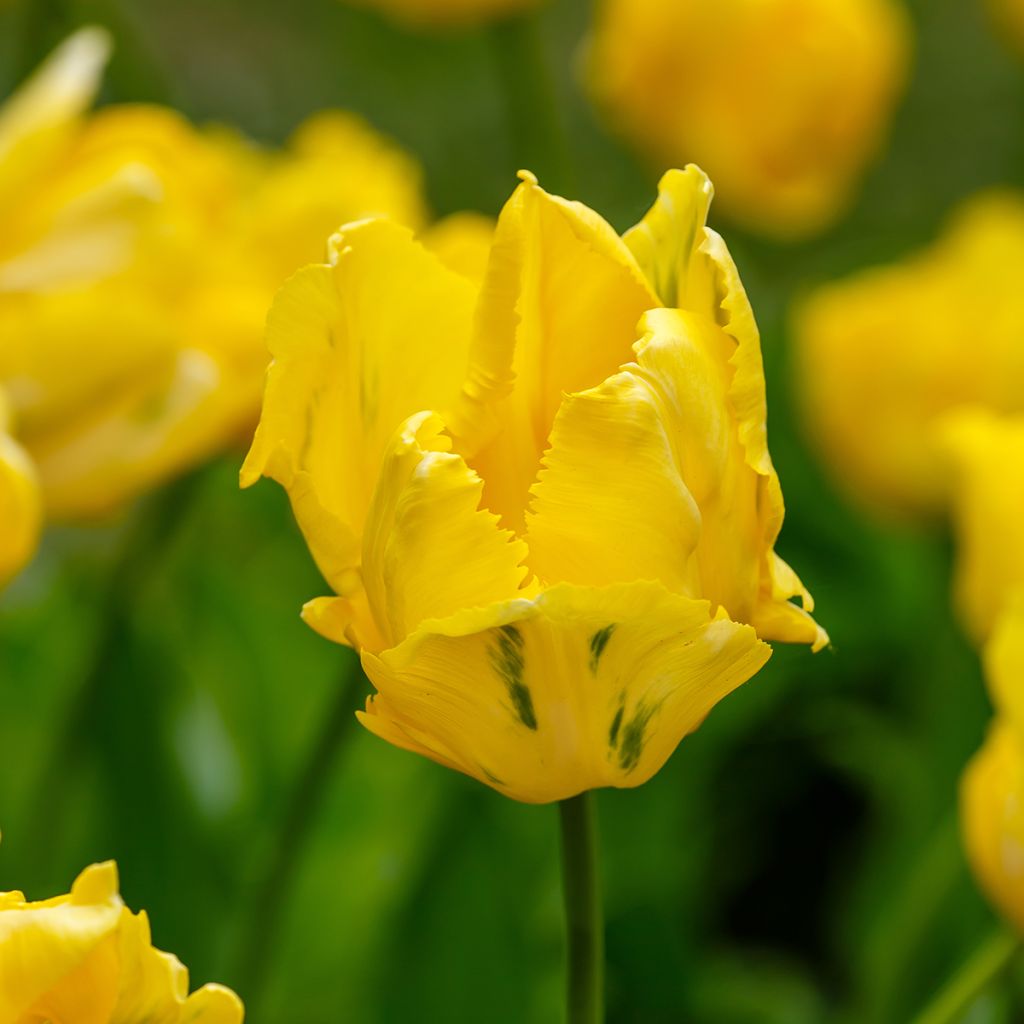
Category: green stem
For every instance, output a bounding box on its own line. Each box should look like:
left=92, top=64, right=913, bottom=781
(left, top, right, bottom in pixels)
left=910, top=929, right=1019, bottom=1024
left=487, top=8, right=573, bottom=195
left=558, top=791, right=604, bottom=1024
left=233, top=664, right=364, bottom=1010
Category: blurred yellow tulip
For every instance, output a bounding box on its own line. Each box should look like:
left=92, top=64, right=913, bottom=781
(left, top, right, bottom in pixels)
left=243, top=166, right=825, bottom=803
left=587, top=0, right=910, bottom=239
left=962, top=597, right=1024, bottom=932
left=0, top=30, right=428, bottom=521
left=0, top=385, right=40, bottom=587
left=794, top=194, right=1024, bottom=520
left=0, top=860, right=243, bottom=1022
left=419, top=210, right=496, bottom=283
left=339, top=0, right=544, bottom=28
left=944, top=411, right=1024, bottom=646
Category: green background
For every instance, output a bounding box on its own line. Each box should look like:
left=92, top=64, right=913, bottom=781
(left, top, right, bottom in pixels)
left=1, top=0, right=1023, bottom=1020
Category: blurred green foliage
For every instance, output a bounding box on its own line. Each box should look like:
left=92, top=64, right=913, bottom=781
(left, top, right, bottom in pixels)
left=2, top=0, right=1024, bottom=1020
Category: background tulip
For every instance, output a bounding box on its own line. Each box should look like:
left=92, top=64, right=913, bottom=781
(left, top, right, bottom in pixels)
left=794, top=195, right=1024, bottom=520
left=0, top=30, right=429, bottom=523
left=586, top=0, right=910, bottom=239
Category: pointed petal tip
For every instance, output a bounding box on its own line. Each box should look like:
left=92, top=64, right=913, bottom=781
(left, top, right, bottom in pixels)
left=71, top=860, right=120, bottom=904
left=662, top=164, right=714, bottom=200
left=186, top=982, right=245, bottom=1023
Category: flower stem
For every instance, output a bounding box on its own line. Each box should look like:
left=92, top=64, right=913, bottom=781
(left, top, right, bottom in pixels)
left=910, top=929, right=1019, bottom=1024
left=233, top=662, right=364, bottom=1011
left=488, top=8, right=573, bottom=195
left=558, top=791, right=604, bottom=1024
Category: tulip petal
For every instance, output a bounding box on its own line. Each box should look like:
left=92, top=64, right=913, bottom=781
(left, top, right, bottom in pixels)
left=182, top=984, right=246, bottom=1023
left=622, top=165, right=716, bottom=311
left=359, top=581, right=770, bottom=803
left=458, top=171, right=659, bottom=530
left=528, top=305, right=825, bottom=648
left=108, top=909, right=190, bottom=1022
left=315, top=410, right=530, bottom=650
left=625, top=169, right=823, bottom=647
left=624, top=166, right=772, bottom=480
left=110, top=908, right=244, bottom=1022
left=525, top=366, right=703, bottom=597
left=0, top=862, right=123, bottom=1022
left=242, top=219, right=478, bottom=593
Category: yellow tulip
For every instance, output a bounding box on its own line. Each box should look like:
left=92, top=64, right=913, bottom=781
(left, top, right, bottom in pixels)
left=0, top=386, right=41, bottom=587
left=0, top=860, right=243, bottom=1022
left=0, top=30, right=428, bottom=520
left=339, top=0, right=544, bottom=28
left=943, top=411, right=1024, bottom=646
left=962, top=596, right=1024, bottom=932
left=243, top=166, right=826, bottom=803
left=586, top=0, right=910, bottom=239
left=794, top=193, right=1024, bottom=520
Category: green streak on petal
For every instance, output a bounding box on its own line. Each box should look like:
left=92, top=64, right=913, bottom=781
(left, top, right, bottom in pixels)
left=588, top=624, right=617, bottom=674
left=608, top=706, right=624, bottom=750
left=619, top=702, right=657, bottom=773
left=489, top=624, right=538, bottom=730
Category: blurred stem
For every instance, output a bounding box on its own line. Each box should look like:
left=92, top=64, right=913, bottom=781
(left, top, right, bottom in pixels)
left=234, top=664, right=364, bottom=1010
left=559, top=791, right=604, bottom=1024
left=865, top=810, right=962, bottom=1020
left=24, top=469, right=203, bottom=880
left=911, top=929, right=1019, bottom=1024
left=488, top=8, right=573, bottom=195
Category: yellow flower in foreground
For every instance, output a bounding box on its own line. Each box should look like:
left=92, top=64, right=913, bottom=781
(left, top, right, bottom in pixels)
left=962, top=597, right=1024, bottom=932
left=587, top=0, right=909, bottom=239
left=0, top=860, right=242, bottom=1022
left=944, top=411, right=1024, bottom=646
left=0, top=30, right=428, bottom=520
left=244, top=166, right=826, bottom=803
left=339, top=0, right=543, bottom=28
left=0, top=386, right=41, bottom=587
left=794, top=194, right=1024, bottom=520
